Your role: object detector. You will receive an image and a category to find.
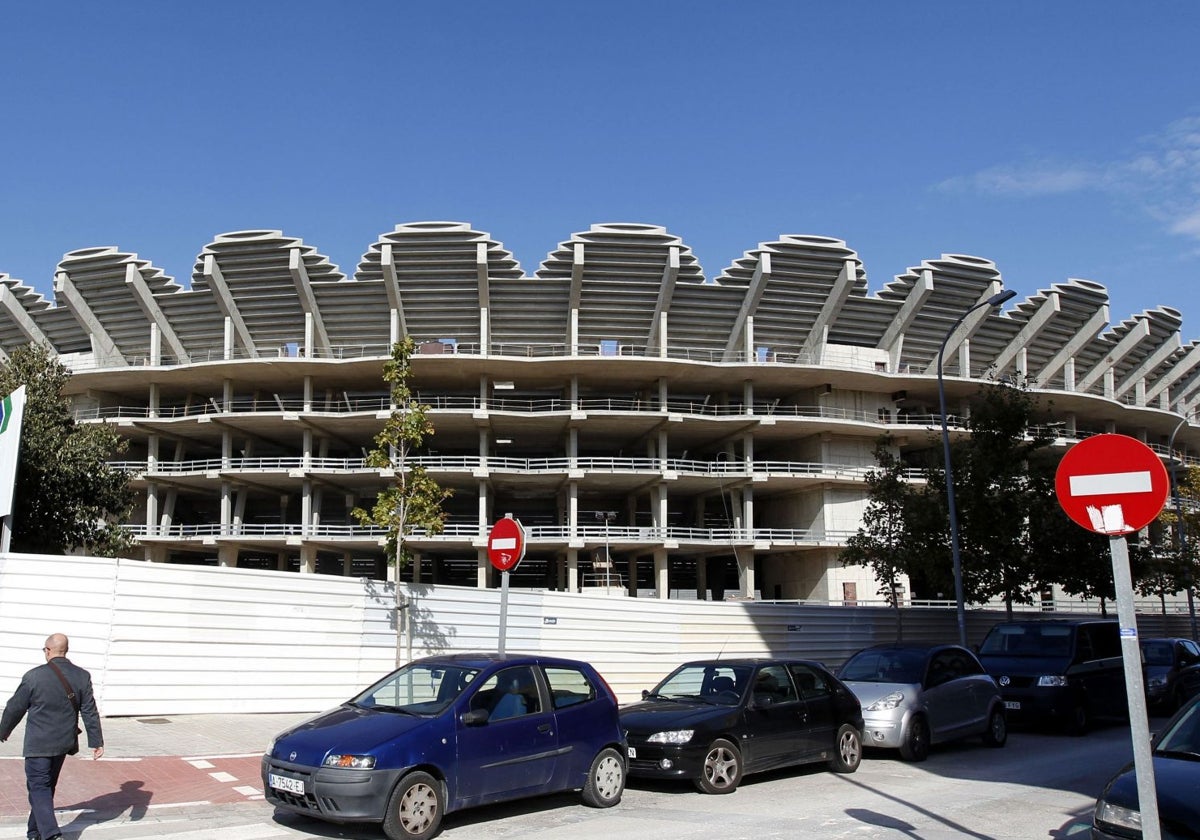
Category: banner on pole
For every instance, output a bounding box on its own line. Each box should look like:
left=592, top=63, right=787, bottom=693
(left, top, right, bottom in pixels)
left=0, top=385, right=27, bottom=518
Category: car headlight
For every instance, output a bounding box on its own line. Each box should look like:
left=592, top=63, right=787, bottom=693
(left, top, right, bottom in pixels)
left=1036, top=675, right=1068, bottom=687
left=866, top=692, right=904, bottom=711
left=648, top=729, right=694, bottom=744
left=1146, top=675, right=1167, bottom=689
left=323, top=754, right=377, bottom=769
left=1094, top=798, right=1140, bottom=831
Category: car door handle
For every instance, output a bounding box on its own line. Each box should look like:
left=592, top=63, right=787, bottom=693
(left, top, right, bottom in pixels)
left=538, top=723, right=552, bottom=734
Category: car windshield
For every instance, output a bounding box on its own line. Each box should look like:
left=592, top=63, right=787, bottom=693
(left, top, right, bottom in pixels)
left=978, top=624, right=1073, bottom=657
left=651, top=664, right=753, bottom=705
left=1154, top=701, right=1200, bottom=759
left=839, top=649, right=924, bottom=684
left=1141, top=641, right=1175, bottom=666
left=350, top=663, right=481, bottom=715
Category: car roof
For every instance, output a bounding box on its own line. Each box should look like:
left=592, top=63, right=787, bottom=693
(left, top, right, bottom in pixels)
left=677, top=658, right=824, bottom=668
left=409, top=651, right=595, bottom=669
left=989, top=619, right=1116, bottom=628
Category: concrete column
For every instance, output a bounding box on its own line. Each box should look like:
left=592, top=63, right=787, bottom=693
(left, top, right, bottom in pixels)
left=567, top=548, right=579, bottom=592
left=217, top=546, right=237, bottom=568
left=654, top=549, right=669, bottom=599
left=626, top=555, right=637, bottom=596
left=736, top=547, right=755, bottom=598
left=411, top=553, right=423, bottom=585
left=476, top=548, right=489, bottom=588
left=696, top=556, right=708, bottom=600
left=342, top=552, right=353, bottom=577
left=300, top=546, right=317, bottom=574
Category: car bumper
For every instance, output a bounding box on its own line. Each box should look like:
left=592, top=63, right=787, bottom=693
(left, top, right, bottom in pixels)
left=261, top=755, right=404, bottom=822
left=997, top=689, right=1073, bottom=723
left=623, top=741, right=708, bottom=780
left=859, top=713, right=907, bottom=749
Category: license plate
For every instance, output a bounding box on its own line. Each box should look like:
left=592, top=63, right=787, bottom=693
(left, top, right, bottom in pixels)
left=1004, top=701, right=1021, bottom=711
left=626, top=746, right=637, bottom=759
left=269, top=773, right=305, bottom=795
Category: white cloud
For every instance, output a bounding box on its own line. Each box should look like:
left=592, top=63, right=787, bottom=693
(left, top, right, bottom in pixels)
left=938, top=114, right=1200, bottom=239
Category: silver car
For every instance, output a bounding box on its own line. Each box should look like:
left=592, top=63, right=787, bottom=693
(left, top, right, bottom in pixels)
left=837, top=643, right=1007, bottom=761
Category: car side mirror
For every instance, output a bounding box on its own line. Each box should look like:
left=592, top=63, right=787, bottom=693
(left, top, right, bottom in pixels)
left=642, top=689, right=650, bottom=700
left=461, top=708, right=490, bottom=726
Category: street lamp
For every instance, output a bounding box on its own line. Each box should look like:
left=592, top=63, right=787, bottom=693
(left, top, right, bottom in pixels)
left=596, top=511, right=617, bottom=591
left=937, top=288, right=1017, bottom=648
left=1167, top=414, right=1199, bottom=641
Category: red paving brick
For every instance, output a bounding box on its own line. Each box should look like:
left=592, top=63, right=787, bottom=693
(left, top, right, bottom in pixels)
left=0, top=753, right=266, bottom=819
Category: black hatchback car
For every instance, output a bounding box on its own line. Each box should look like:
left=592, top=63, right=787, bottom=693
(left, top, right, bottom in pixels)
left=620, top=658, right=864, bottom=794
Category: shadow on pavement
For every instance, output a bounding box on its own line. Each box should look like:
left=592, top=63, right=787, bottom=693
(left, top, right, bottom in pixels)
left=59, top=780, right=151, bottom=833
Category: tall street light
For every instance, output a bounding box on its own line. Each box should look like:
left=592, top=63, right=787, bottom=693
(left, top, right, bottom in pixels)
left=937, top=288, right=1017, bottom=648
left=1167, top=414, right=1198, bottom=641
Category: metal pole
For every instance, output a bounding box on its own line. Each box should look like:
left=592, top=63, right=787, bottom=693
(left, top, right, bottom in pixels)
left=1167, top=415, right=1198, bottom=641
left=937, top=289, right=1016, bottom=649
left=1109, top=534, right=1162, bottom=840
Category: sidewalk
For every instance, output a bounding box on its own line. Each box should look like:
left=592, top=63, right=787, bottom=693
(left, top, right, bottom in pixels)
left=0, top=712, right=313, bottom=829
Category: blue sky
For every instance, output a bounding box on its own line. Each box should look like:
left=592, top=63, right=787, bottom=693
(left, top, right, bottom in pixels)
left=2, top=2, right=1198, bottom=332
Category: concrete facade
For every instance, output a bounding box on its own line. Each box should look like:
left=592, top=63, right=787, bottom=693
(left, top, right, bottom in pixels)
left=1, top=221, right=1197, bottom=602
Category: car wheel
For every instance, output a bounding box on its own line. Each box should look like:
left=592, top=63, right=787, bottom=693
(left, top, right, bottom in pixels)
left=693, top=738, right=743, bottom=794
left=581, top=747, right=625, bottom=808
left=382, top=771, right=444, bottom=840
left=982, top=707, right=1007, bottom=747
left=898, top=715, right=930, bottom=762
left=1065, top=703, right=1089, bottom=737
left=829, top=724, right=862, bottom=773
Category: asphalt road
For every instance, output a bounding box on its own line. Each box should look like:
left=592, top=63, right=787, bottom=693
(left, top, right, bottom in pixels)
left=0, top=721, right=1140, bottom=840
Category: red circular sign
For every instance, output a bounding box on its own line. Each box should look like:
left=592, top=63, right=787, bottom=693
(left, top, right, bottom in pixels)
left=487, top=517, right=526, bottom=571
left=1054, top=434, right=1169, bottom=534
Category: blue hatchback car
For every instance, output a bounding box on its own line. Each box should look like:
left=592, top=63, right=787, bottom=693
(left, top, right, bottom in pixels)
left=262, top=652, right=627, bottom=840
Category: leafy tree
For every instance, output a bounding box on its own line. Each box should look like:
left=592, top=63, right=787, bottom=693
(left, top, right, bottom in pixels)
left=0, top=343, right=133, bottom=555
left=952, top=379, right=1058, bottom=615
left=1136, top=463, right=1200, bottom=615
left=840, top=435, right=913, bottom=638
left=352, top=337, right=452, bottom=664
left=352, top=337, right=453, bottom=570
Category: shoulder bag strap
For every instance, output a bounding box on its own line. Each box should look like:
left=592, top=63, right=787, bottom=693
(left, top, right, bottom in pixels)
left=47, top=661, right=80, bottom=712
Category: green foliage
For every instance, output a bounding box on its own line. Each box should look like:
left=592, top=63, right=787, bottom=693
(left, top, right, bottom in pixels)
left=841, top=436, right=910, bottom=602
left=0, top=343, right=133, bottom=555
left=351, top=337, right=452, bottom=567
left=840, top=435, right=913, bottom=637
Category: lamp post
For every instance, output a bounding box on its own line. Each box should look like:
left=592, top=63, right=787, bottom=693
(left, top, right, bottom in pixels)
left=596, top=510, right=617, bottom=592
left=937, top=289, right=1017, bottom=648
left=1167, top=414, right=1199, bottom=641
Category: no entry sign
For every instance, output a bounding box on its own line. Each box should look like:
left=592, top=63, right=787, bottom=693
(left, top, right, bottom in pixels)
left=487, top=516, right=526, bottom=571
left=1054, top=434, right=1170, bottom=535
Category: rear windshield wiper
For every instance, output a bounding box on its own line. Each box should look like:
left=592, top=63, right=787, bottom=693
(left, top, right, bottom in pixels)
left=1155, top=748, right=1200, bottom=761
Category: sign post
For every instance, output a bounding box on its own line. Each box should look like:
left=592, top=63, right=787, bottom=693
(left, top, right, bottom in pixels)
left=487, top=515, right=526, bottom=655
left=1055, top=434, right=1168, bottom=840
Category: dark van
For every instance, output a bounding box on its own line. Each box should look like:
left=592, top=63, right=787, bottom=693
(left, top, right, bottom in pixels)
left=975, top=619, right=1126, bottom=735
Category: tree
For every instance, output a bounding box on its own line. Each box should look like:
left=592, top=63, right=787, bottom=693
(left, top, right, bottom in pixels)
left=1135, top=463, right=1200, bottom=615
left=352, top=337, right=452, bottom=664
left=0, top=343, right=133, bottom=555
left=840, top=435, right=914, bottom=639
left=953, top=379, right=1057, bottom=615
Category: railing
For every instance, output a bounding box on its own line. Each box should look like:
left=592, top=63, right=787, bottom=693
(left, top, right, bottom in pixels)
left=108, top=455, right=928, bottom=482
left=123, top=523, right=857, bottom=543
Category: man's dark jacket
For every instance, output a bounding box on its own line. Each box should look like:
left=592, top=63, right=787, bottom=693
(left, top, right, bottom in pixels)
left=0, top=656, right=104, bottom=756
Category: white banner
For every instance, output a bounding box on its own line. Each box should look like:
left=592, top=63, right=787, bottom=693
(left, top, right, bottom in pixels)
left=0, top=385, right=26, bottom=518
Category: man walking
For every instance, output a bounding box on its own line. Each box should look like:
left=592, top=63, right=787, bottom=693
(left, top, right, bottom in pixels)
left=0, top=633, right=104, bottom=840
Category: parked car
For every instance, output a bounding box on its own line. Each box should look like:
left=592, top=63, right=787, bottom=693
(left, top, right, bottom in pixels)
left=262, top=653, right=626, bottom=840
left=836, top=643, right=1006, bottom=761
left=619, top=658, right=863, bottom=794
left=977, top=619, right=1126, bottom=735
left=1092, top=693, right=1200, bottom=839
left=1141, top=637, right=1200, bottom=714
